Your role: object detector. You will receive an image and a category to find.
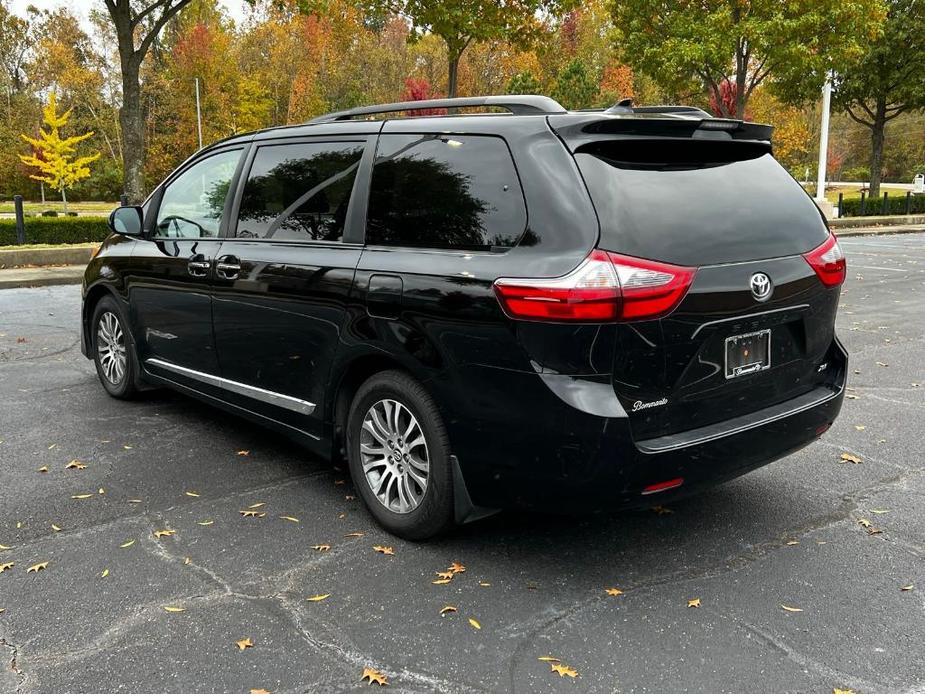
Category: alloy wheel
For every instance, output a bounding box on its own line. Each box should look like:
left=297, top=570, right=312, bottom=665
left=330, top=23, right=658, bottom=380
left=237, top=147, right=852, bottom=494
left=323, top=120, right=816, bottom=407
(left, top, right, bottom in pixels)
left=359, top=398, right=429, bottom=514
left=96, top=311, right=126, bottom=386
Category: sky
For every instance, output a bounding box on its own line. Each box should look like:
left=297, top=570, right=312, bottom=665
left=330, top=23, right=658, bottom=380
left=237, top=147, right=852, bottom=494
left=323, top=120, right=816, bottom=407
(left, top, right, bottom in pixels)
left=8, top=0, right=252, bottom=27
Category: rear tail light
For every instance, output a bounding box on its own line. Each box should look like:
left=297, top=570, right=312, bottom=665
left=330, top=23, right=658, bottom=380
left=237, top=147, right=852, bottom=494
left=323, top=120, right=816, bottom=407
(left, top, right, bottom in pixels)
left=493, top=250, right=696, bottom=322
left=802, top=234, right=846, bottom=287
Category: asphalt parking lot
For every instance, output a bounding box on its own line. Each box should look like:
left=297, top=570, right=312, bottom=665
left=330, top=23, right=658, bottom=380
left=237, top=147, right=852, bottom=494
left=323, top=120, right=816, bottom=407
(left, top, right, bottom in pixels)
left=0, top=234, right=923, bottom=694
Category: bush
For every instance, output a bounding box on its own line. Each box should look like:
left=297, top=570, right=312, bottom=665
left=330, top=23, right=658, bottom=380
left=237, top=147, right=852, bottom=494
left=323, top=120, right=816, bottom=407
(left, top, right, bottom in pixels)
left=41, top=210, right=59, bottom=217
left=841, top=166, right=870, bottom=182
left=840, top=193, right=925, bottom=217
left=0, top=216, right=110, bottom=246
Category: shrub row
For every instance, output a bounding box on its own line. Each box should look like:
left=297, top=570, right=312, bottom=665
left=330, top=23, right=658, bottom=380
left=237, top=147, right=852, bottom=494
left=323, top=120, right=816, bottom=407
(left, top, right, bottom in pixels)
left=840, top=194, right=925, bottom=217
left=0, top=216, right=110, bottom=246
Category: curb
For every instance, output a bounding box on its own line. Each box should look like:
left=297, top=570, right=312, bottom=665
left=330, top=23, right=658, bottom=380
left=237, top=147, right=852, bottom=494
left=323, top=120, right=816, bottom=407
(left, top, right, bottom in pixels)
left=834, top=225, right=925, bottom=237
left=0, top=244, right=97, bottom=269
left=0, top=265, right=85, bottom=289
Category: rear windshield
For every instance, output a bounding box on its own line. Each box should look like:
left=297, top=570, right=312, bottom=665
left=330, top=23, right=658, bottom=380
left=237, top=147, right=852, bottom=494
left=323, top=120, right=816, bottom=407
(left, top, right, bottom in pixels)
left=576, top=139, right=829, bottom=266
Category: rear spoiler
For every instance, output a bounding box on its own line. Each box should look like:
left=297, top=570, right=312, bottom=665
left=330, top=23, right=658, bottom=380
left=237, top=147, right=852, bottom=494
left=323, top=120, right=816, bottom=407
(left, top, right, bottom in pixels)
left=548, top=113, right=774, bottom=151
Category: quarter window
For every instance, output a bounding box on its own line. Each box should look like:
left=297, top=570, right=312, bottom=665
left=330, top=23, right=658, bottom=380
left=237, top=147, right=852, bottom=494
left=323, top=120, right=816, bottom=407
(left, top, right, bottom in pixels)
left=366, top=134, right=526, bottom=250
left=236, top=142, right=364, bottom=241
left=155, top=149, right=241, bottom=238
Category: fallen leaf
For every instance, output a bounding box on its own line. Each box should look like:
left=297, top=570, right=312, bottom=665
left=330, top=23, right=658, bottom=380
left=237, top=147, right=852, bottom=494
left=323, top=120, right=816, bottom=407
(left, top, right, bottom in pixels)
left=184, top=557, right=191, bottom=565
left=47, top=443, right=56, bottom=449
left=27, top=562, right=49, bottom=573
left=38, top=466, right=48, bottom=473
left=98, top=488, right=105, bottom=495
left=306, top=594, right=331, bottom=602
left=249, top=690, right=271, bottom=694
left=51, top=524, right=61, bottom=532
left=65, top=460, right=87, bottom=470
left=687, top=598, right=701, bottom=608
left=432, top=579, right=452, bottom=585
left=197, top=520, right=214, bottom=526
left=101, top=569, right=109, bottom=578
left=373, top=545, right=394, bottom=556
left=833, top=689, right=857, bottom=694
left=361, top=667, right=388, bottom=686
left=344, top=532, right=364, bottom=538
left=781, top=605, right=803, bottom=613
left=71, top=493, right=93, bottom=499
left=153, top=529, right=176, bottom=539
left=479, top=581, right=491, bottom=587
left=279, top=516, right=300, bottom=523
left=605, top=588, right=624, bottom=596
left=334, top=479, right=346, bottom=485
left=867, top=527, right=883, bottom=535
left=900, top=584, right=914, bottom=591
left=840, top=453, right=863, bottom=464
left=435, top=571, right=453, bottom=580
left=345, top=495, right=356, bottom=500
left=857, top=518, right=872, bottom=528
left=468, top=618, right=481, bottom=630
left=247, top=502, right=265, bottom=509
left=550, top=663, right=578, bottom=678
left=439, top=605, right=457, bottom=616
left=651, top=505, right=673, bottom=515
left=240, top=510, right=266, bottom=518
left=123, top=445, right=133, bottom=450
left=876, top=361, right=888, bottom=367
left=237, top=450, right=250, bottom=456
left=163, top=606, right=185, bottom=613
left=785, top=540, right=800, bottom=546
left=0, top=562, right=13, bottom=573
left=846, top=394, right=859, bottom=400
left=448, top=561, right=465, bottom=574
left=236, top=637, right=254, bottom=651
left=854, top=425, right=866, bottom=431
left=127, top=499, right=143, bottom=504
left=871, top=509, right=891, bottom=515
left=119, top=539, right=135, bottom=548
left=0, top=545, right=10, bottom=551
left=312, top=544, right=331, bottom=552
left=537, top=656, right=560, bottom=662
left=185, top=491, right=200, bottom=497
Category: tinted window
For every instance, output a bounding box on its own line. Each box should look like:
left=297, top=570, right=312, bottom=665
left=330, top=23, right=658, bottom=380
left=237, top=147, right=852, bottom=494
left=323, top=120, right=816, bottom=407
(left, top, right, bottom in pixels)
left=366, top=134, right=526, bottom=250
left=155, top=149, right=241, bottom=238
left=576, top=139, right=829, bottom=266
left=236, top=142, right=363, bottom=241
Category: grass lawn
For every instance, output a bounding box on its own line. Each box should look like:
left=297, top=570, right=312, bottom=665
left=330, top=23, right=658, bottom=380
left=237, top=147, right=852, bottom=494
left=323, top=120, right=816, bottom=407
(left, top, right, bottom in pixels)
left=0, top=201, right=117, bottom=214
left=0, top=242, right=100, bottom=251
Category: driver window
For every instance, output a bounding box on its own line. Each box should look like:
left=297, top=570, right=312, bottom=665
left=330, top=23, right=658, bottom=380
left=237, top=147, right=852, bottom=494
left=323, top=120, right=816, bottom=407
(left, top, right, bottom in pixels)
left=155, top=149, right=241, bottom=238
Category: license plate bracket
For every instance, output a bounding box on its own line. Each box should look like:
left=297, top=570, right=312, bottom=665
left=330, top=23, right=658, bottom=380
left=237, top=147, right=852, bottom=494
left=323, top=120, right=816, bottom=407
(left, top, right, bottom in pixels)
left=724, top=329, right=771, bottom=379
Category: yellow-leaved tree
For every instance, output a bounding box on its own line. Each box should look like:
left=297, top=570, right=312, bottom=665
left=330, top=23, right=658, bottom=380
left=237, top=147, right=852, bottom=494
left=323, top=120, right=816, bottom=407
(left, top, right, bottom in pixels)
left=19, top=92, right=100, bottom=213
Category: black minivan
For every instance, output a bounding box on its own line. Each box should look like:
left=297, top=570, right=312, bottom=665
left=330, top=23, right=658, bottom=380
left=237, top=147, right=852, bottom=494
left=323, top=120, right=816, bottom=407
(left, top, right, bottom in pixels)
left=82, top=95, right=847, bottom=539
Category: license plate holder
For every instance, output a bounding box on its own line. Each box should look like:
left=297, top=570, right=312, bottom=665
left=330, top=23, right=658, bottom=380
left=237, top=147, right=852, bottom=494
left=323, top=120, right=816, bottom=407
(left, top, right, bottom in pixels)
left=724, top=329, right=771, bottom=379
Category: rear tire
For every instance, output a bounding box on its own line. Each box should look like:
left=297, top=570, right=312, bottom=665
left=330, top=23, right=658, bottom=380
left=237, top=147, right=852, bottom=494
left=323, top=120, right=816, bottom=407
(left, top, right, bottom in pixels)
left=91, top=295, right=140, bottom=400
left=346, top=370, right=455, bottom=540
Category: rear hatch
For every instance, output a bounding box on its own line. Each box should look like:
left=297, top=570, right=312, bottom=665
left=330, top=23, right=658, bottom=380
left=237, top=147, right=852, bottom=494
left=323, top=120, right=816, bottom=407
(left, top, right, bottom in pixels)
left=551, top=114, right=839, bottom=440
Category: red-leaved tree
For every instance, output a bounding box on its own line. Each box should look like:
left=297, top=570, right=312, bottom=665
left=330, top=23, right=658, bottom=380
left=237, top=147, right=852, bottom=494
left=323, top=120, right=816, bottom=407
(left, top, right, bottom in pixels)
left=400, top=77, right=446, bottom=115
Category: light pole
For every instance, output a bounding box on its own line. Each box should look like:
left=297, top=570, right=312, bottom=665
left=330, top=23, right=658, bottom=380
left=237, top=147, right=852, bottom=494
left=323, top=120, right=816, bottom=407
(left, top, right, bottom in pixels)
left=195, top=77, right=203, bottom=150
left=815, top=74, right=833, bottom=204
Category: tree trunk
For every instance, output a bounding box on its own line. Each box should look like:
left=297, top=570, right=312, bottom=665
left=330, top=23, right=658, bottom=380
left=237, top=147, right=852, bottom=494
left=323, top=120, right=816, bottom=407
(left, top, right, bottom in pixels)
left=61, top=187, right=68, bottom=214
left=119, top=62, right=146, bottom=204
left=868, top=97, right=887, bottom=199
left=447, top=53, right=460, bottom=99
left=735, top=55, right=747, bottom=120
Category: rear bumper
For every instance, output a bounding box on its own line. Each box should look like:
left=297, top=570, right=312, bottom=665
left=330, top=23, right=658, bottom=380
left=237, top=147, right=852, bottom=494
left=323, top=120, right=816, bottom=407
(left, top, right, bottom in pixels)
left=446, top=338, right=847, bottom=512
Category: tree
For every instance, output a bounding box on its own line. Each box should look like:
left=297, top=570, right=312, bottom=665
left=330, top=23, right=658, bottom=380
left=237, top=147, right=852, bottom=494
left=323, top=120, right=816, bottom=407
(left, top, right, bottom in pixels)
left=103, top=0, right=195, bottom=203
left=19, top=92, right=100, bottom=212
left=506, top=71, right=542, bottom=95
left=611, top=0, right=885, bottom=120
left=833, top=0, right=925, bottom=197
left=389, top=0, right=573, bottom=98
left=552, top=59, right=597, bottom=109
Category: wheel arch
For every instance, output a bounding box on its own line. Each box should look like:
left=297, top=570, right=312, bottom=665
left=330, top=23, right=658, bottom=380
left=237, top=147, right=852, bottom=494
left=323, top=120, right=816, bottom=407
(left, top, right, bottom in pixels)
left=81, top=282, right=125, bottom=357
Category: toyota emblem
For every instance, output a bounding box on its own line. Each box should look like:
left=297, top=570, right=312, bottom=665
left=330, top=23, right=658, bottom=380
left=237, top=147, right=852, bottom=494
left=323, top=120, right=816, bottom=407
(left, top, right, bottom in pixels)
left=750, top=272, right=772, bottom=302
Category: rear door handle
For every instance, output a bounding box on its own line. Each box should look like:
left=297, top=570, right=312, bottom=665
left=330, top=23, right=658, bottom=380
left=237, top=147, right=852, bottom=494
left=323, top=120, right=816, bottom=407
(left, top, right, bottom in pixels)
left=215, top=255, right=241, bottom=280
left=187, top=255, right=211, bottom=277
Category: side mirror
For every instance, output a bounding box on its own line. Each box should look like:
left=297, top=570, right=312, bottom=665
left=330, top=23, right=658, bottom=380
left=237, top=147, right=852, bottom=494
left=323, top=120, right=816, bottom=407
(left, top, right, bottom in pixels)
left=108, top=206, right=144, bottom=236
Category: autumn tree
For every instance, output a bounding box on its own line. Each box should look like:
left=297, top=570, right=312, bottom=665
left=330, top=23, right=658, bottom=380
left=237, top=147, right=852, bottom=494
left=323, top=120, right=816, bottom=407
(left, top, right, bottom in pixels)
left=552, top=59, right=597, bottom=109
left=832, top=0, right=925, bottom=197
left=20, top=92, right=100, bottom=212
left=104, top=0, right=195, bottom=203
left=385, top=0, right=574, bottom=98
left=611, top=0, right=886, bottom=120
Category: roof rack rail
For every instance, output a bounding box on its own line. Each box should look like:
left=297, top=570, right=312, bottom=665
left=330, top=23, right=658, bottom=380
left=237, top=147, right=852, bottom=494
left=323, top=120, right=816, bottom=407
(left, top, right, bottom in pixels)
left=630, top=105, right=712, bottom=117
left=306, top=95, right=567, bottom=124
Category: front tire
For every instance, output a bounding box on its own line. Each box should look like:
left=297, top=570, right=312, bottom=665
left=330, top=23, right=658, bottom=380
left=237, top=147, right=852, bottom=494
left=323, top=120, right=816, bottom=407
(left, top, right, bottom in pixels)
left=346, top=370, right=455, bottom=540
left=91, top=295, right=140, bottom=399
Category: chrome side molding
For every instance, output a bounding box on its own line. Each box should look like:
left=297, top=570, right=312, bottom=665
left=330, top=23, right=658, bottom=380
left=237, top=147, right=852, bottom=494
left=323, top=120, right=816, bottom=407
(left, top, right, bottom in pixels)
left=145, top=358, right=316, bottom=416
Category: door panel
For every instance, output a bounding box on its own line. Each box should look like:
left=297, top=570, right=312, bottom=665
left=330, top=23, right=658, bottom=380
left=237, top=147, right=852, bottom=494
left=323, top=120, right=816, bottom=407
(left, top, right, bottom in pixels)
left=128, top=147, right=245, bottom=383
left=211, top=138, right=370, bottom=437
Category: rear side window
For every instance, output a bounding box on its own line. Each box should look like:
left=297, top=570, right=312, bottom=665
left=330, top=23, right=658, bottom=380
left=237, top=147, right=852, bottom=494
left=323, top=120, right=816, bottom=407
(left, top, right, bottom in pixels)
left=366, top=134, right=526, bottom=250
left=576, top=139, right=829, bottom=266
left=236, top=141, right=364, bottom=242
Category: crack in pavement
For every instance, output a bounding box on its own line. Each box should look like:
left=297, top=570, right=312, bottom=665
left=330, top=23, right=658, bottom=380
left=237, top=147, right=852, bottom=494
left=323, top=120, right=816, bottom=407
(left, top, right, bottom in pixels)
left=1, top=637, right=26, bottom=693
